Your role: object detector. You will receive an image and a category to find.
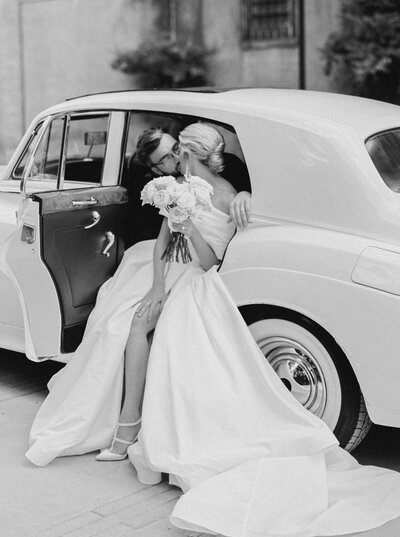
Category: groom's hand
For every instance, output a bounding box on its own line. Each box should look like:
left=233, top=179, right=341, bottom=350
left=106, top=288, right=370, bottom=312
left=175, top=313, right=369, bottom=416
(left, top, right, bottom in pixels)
left=227, top=191, right=252, bottom=229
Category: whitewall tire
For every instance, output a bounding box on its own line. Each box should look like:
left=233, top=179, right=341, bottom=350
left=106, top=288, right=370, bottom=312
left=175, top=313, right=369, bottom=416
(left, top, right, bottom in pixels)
left=243, top=312, right=371, bottom=452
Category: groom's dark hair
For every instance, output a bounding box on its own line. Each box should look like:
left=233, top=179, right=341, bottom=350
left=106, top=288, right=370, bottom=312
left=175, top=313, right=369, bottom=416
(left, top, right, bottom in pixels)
left=135, top=127, right=168, bottom=167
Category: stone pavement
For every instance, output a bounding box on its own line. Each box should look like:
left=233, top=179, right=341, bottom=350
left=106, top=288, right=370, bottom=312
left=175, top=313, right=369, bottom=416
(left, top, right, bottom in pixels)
left=30, top=481, right=204, bottom=537
left=1, top=351, right=400, bottom=537
left=0, top=352, right=208, bottom=537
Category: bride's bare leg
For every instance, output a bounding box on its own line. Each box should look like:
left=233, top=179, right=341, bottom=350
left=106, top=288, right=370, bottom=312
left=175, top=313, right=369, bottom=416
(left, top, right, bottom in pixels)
left=109, top=308, right=161, bottom=455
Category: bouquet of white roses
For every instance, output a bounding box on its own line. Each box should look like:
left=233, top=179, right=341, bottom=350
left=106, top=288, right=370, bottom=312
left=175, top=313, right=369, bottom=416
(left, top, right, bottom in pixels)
left=140, top=175, right=214, bottom=263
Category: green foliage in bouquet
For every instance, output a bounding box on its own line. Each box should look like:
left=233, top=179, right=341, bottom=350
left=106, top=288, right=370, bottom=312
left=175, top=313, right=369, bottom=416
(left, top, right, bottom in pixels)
left=112, top=38, right=214, bottom=88
left=322, top=0, right=400, bottom=104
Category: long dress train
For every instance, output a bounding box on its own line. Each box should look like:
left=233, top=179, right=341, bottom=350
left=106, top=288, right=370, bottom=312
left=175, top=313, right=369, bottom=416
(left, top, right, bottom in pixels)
left=26, top=206, right=400, bottom=536
left=135, top=267, right=400, bottom=536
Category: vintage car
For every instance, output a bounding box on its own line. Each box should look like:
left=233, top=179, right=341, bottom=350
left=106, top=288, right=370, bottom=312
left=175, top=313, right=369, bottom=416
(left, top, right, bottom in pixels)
left=1, top=88, right=400, bottom=452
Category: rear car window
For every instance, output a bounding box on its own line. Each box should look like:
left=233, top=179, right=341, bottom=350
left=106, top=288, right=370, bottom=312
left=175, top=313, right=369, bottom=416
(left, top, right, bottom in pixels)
left=366, top=130, right=400, bottom=193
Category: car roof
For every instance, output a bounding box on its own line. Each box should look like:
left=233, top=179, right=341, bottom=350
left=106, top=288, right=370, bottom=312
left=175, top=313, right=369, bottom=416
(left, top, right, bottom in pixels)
left=39, top=88, right=400, bottom=139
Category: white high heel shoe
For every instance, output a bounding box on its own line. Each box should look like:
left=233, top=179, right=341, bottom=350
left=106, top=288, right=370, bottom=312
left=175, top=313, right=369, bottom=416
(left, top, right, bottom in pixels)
left=95, top=418, right=141, bottom=461
left=127, top=443, right=162, bottom=485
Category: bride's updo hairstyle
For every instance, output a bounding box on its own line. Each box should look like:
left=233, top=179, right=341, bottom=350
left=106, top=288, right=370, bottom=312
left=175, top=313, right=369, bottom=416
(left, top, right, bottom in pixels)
left=179, top=123, right=225, bottom=175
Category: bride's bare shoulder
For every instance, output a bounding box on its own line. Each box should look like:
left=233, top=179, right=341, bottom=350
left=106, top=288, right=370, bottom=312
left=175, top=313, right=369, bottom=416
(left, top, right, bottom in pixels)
left=212, top=178, right=237, bottom=215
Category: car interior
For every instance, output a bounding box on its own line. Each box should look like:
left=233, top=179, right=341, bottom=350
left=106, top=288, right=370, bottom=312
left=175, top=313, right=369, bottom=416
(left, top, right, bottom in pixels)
left=121, top=111, right=251, bottom=246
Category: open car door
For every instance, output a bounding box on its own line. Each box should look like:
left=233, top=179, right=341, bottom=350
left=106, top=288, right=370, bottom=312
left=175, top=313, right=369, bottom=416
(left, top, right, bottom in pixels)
left=1, top=111, right=128, bottom=360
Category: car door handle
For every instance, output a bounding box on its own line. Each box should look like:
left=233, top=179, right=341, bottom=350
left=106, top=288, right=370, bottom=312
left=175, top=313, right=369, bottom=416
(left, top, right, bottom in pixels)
left=102, top=231, right=115, bottom=257
left=21, top=224, right=36, bottom=244
left=72, top=196, right=98, bottom=206
left=84, top=211, right=101, bottom=229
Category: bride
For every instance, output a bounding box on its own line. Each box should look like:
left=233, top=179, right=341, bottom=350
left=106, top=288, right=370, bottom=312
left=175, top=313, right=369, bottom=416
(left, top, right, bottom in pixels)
left=26, top=122, right=236, bottom=465
left=26, top=123, right=400, bottom=537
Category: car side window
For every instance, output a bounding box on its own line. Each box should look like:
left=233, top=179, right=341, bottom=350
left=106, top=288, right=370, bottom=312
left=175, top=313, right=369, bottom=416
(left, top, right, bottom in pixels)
left=13, top=114, right=110, bottom=194
left=13, top=121, right=48, bottom=180
left=63, top=115, right=109, bottom=187
left=121, top=111, right=251, bottom=248
left=122, top=111, right=251, bottom=194
left=13, top=117, right=64, bottom=195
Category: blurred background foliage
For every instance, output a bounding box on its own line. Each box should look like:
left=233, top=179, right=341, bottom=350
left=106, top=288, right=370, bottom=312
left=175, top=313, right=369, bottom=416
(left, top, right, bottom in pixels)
left=322, top=0, right=400, bottom=104
left=112, top=38, right=214, bottom=88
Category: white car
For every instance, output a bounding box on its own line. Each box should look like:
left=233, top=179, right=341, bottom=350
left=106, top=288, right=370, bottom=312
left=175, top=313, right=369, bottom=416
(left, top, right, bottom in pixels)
left=1, top=88, right=400, bottom=452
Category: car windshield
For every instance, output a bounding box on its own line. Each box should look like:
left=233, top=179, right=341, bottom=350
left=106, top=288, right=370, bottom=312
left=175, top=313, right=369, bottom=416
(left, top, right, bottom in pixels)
left=366, top=130, right=400, bottom=193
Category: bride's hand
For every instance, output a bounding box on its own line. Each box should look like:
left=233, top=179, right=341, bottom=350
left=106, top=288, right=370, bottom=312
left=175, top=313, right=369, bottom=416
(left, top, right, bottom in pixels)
left=171, top=218, right=196, bottom=238
left=136, top=285, right=168, bottom=320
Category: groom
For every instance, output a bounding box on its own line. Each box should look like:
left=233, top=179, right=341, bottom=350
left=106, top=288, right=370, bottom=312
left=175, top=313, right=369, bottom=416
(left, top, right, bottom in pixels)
left=125, top=127, right=252, bottom=246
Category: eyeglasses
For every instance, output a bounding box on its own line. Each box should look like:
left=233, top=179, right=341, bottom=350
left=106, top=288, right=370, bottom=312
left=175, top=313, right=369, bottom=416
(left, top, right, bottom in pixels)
left=149, top=141, right=180, bottom=170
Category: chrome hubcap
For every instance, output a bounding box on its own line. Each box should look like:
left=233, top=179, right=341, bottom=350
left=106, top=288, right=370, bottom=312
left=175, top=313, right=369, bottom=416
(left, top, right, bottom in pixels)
left=258, top=336, right=327, bottom=418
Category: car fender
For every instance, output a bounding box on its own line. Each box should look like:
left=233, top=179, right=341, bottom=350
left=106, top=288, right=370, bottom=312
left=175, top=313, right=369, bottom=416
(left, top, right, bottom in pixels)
left=220, top=221, right=400, bottom=427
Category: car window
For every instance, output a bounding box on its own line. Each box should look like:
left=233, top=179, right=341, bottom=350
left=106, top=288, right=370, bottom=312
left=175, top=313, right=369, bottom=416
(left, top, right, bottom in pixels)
left=366, top=130, right=400, bottom=193
left=63, top=115, right=109, bottom=187
left=13, top=114, right=110, bottom=194
left=122, top=111, right=250, bottom=192
left=13, top=117, right=64, bottom=195
left=121, top=111, right=251, bottom=248
left=13, top=121, right=47, bottom=180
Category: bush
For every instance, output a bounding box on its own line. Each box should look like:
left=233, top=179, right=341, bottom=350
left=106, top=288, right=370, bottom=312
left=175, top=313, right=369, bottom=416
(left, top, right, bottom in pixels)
left=322, top=0, right=400, bottom=104
left=112, top=38, right=214, bottom=89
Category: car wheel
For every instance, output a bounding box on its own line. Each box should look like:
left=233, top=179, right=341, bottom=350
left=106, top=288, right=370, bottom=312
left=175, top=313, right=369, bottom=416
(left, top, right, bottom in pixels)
left=243, top=312, right=371, bottom=452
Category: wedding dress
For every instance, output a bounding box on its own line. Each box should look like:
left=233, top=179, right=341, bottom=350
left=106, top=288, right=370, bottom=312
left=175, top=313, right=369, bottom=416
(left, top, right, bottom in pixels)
left=136, top=267, right=400, bottom=536
left=26, top=206, right=400, bottom=537
left=25, top=205, right=235, bottom=466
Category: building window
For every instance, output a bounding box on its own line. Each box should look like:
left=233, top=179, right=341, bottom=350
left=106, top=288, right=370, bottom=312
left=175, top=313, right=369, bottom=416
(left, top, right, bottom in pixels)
left=241, top=0, right=298, bottom=45
left=159, top=0, right=177, bottom=39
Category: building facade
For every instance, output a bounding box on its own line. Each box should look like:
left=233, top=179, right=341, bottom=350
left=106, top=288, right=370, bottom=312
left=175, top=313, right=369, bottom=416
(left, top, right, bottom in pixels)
left=0, top=0, right=341, bottom=163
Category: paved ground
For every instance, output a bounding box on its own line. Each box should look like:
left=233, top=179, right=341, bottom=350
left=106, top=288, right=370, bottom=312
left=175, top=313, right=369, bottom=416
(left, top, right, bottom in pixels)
left=1, top=349, right=400, bottom=537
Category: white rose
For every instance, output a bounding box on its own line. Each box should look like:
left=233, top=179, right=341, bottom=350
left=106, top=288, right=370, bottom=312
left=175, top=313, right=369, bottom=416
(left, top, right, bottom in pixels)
left=153, top=189, right=171, bottom=208
left=140, top=182, right=157, bottom=205
left=166, top=182, right=187, bottom=201
left=168, top=205, right=189, bottom=223
left=154, top=175, right=176, bottom=190
left=176, top=191, right=196, bottom=211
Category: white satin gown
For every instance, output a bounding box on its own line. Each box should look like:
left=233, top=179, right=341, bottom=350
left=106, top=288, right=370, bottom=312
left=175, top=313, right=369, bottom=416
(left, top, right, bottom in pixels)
left=26, top=206, right=400, bottom=537
left=25, top=206, right=235, bottom=465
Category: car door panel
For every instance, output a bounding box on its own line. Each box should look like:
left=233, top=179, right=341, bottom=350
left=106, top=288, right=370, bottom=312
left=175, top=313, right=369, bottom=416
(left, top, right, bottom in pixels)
left=2, top=186, right=128, bottom=360
left=33, top=186, right=128, bottom=353
left=0, top=110, right=128, bottom=360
